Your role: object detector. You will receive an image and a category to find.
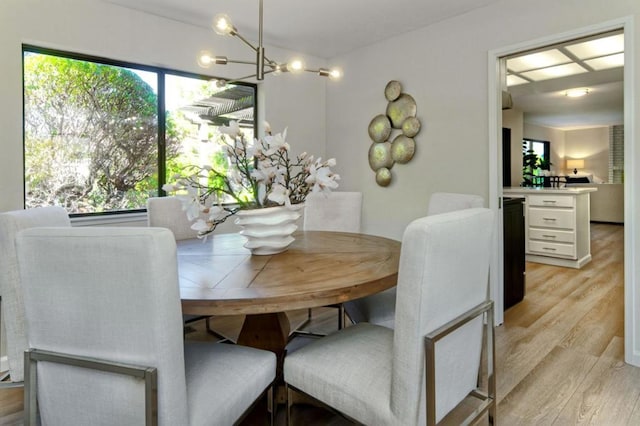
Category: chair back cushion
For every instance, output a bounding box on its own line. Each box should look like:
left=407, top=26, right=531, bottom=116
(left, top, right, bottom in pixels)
left=0, top=206, right=70, bottom=382
left=303, top=192, right=362, bottom=233
left=147, top=196, right=201, bottom=241
left=16, top=227, right=188, bottom=426
left=426, top=192, right=484, bottom=216
left=391, top=208, right=494, bottom=424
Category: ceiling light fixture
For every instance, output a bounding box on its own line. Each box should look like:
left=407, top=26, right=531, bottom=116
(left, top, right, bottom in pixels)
left=197, top=0, right=342, bottom=86
left=565, top=88, right=590, bottom=98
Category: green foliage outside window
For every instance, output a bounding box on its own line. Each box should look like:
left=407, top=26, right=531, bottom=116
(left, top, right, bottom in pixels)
left=24, top=53, right=179, bottom=213
left=24, top=49, right=255, bottom=215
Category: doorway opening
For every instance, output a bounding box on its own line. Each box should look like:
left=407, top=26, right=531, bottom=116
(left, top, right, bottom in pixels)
left=488, top=19, right=636, bottom=366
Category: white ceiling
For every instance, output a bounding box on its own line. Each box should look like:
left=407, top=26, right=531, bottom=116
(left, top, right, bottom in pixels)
left=506, top=32, right=624, bottom=131
left=103, top=0, right=624, bottom=131
left=103, top=0, right=502, bottom=58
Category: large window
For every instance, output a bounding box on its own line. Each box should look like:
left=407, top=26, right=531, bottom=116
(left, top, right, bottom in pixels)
left=522, top=138, right=550, bottom=186
left=23, top=46, right=256, bottom=215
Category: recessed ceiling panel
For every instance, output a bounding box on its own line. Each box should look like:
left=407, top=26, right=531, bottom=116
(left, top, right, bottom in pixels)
left=565, top=34, right=624, bottom=60
left=520, top=63, right=589, bottom=82
left=506, top=75, right=529, bottom=86
left=585, top=53, right=624, bottom=70
left=507, top=49, right=571, bottom=73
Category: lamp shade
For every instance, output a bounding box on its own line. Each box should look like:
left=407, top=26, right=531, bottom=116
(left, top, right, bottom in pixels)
left=566, top=159, right=585, bottom=170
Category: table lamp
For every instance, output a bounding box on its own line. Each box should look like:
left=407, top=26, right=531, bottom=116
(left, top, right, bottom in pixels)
left=566, top=159, right=584, bottom=174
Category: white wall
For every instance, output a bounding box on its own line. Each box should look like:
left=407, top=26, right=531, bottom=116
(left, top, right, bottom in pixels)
left=564, top=127, right=610, bottom=179
left=0, top=0, right=328, bottom=213
left=325, top=0, right=640, bottom=364
left=326, top=0, right=639, bottom=242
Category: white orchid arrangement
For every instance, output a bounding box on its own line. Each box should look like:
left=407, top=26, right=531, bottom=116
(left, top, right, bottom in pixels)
left=162, top=121, right=340, bottom=237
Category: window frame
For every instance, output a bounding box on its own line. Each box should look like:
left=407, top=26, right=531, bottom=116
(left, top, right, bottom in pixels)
left=22, top=44, right=258, bottom=218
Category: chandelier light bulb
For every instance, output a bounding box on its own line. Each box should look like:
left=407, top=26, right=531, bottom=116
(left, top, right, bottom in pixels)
left=329, top=68, right=342, bottom=80
left=212, top=13, right=234, bottom=35
left=197, top=50, right=214, bottom=68
left=287, top=59, right=305, bottom=74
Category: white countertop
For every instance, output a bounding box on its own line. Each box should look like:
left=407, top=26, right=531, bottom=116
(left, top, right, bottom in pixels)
left=503, top=186, right=597, bottom=195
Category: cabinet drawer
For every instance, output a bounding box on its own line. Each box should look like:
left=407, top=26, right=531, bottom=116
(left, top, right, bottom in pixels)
left=528, top=240, right=576, bottom=258
left=528, top=208, right=574, bottom=229
left=528, top=194, right=574, bottom=208
left=529, top=228, right=575, bottom=243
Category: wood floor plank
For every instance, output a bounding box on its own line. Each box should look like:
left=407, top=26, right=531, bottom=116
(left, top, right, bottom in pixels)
left=559, top=285, right=624, bottom=357
left=498, top=346, right=599, bottom=425
left=554, top=354, right=640, bottom=425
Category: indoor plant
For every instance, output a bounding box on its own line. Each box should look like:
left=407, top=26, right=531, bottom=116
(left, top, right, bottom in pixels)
left=162, top=121, right=340, bottom=239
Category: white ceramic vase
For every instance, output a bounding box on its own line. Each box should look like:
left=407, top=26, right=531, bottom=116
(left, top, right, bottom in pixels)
left=234, top=204, right=303, bottom=255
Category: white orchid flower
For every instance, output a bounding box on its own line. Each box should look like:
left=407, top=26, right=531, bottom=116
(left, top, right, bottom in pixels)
left=190, top=219, right=210, bottom=233
left=263, top=129, right=289, bottom=155
left=307, top=166, right=340, bottom=194
left=162, top=183, right=176, bottom=192
left=180, top=197, right=203, bottom=221
left=267, top=184, right=291, bottom=207
left=219, top=120, right=241, bottom=137
left=207, top=205, right=226, bottom=221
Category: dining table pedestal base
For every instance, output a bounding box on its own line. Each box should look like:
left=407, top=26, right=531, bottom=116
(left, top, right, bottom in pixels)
left=237, top=312, right=291, bottom=368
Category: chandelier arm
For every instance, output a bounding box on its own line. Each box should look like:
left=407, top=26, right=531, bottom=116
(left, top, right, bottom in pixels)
left=231, top=73, right=259, bottom=82
left=232, top=32, right=259, bottom=53
left=225, top=59, right=261, bottom=65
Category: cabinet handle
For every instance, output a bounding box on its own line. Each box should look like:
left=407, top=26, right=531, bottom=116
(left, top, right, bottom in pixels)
left=542, top=200, right=557, bottom=204
left=543, top=247, right=557, bottom=251
left=542, top=235, right=557, bottom=238
left=543, top=217, right=557, bottom=221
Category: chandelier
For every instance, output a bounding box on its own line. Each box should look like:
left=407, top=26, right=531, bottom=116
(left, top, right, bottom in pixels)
left=197, top=0, right=342, bottom=87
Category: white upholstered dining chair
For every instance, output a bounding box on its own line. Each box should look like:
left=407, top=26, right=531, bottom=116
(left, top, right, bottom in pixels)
left=343, top=191, right=484, bottom=329
left=0, top=206, right=71, bottom=386
left=17, top=227, right=276, bottom=426
left=300, top=191, right=363, bottom=331
left=303, top=191, right=363, bottom=234
left=147, top=196, right=202, bottom=241
left=147, top=196, right=225, bottom=339
left=284, top=208, right=496, bottom=425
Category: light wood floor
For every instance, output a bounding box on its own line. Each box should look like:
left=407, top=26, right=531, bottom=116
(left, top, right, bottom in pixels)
left=0, top=223, right=633, bottom=425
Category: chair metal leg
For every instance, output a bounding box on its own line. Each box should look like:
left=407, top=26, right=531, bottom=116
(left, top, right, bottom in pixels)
left=286, top=384, right=292, bottom=426
left=424, top=300, right=496, bottom=426
left=24, top=350, right=37, bottom=426
left=338, top=304, right=345, bottom=330
left=270, top=384, right=276, bottom=426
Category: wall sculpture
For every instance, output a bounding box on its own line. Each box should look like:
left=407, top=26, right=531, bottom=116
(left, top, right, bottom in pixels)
left=367, top=80, right=421, bottom=186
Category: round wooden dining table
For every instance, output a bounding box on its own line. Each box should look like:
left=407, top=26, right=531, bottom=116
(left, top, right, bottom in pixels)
left=178, top=230, right=400, bottom=359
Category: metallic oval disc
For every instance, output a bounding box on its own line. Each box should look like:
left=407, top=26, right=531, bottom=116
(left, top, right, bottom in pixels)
left=368, top=114, right=392, bottom=143
left=376, top=167, right=392, bottom=186
left=391, top=135, right=416, bottom=164
left=386, top=93, right=417, bottom=128
left=368, top=142, right=394, bottom=171
left=402, top=116, right=421, bottom=137
left=384, top=80, right=402, bottom=101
